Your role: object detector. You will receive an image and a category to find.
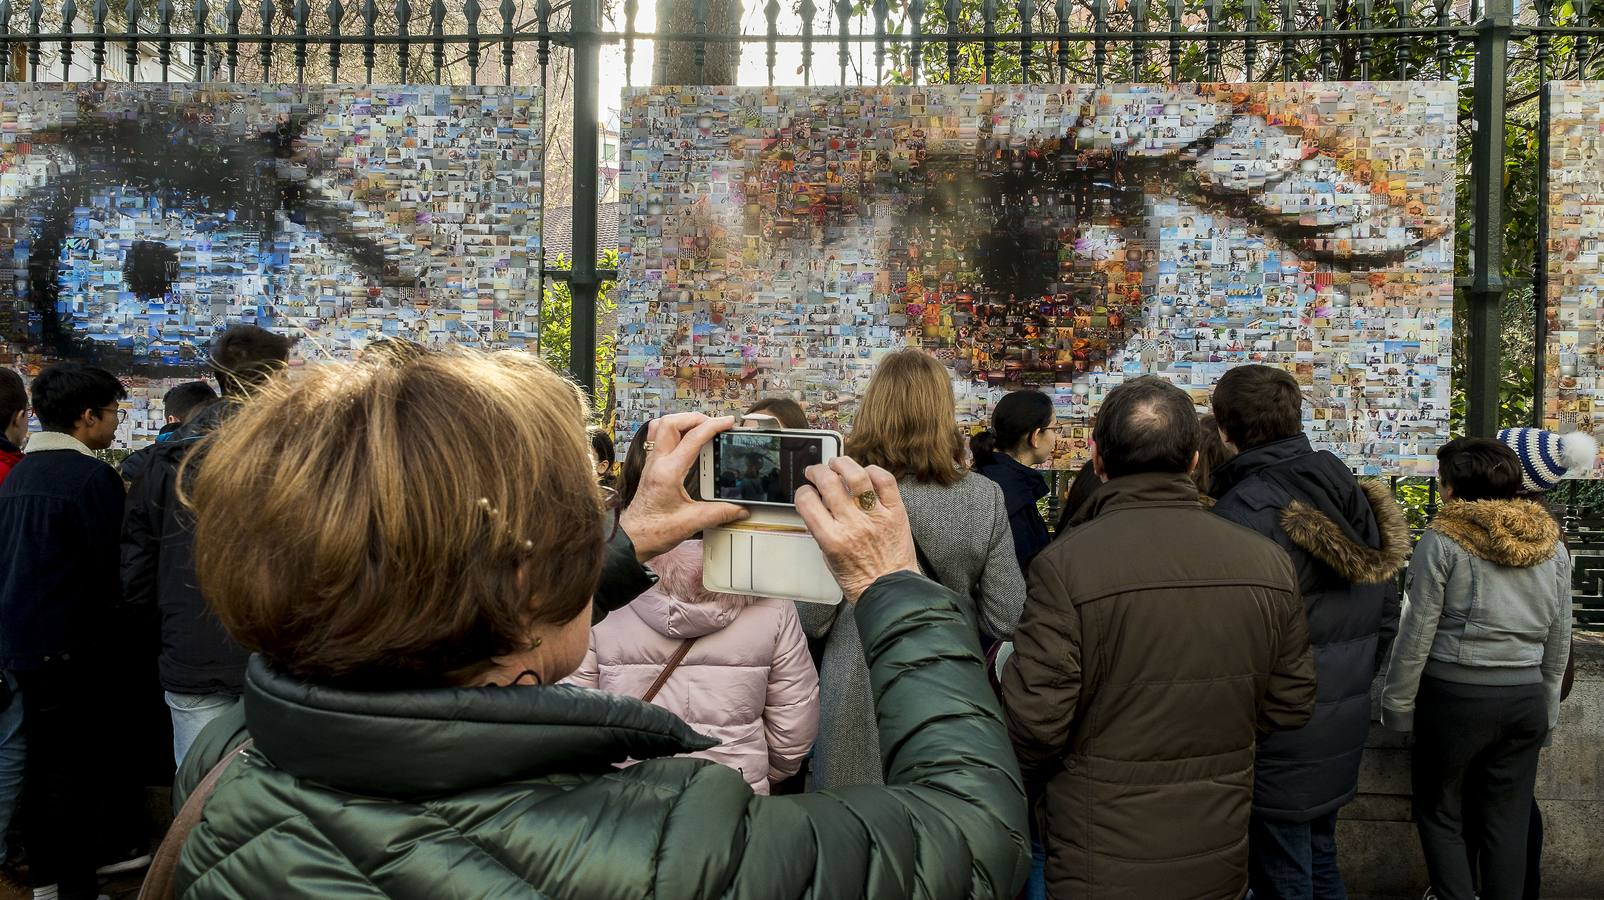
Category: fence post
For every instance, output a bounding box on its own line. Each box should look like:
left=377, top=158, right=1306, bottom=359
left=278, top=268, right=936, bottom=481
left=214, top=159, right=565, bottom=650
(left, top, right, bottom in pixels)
left=1466, top=0, right=1511, bottom=437
left=570, top=0, right=600, bottom=394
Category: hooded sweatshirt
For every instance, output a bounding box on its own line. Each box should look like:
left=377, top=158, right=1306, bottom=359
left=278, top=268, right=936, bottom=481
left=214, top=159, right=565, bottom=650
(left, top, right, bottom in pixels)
left=565, top=540, right=820, bottom=793
left=1382, top=499, right=1573, bottom=733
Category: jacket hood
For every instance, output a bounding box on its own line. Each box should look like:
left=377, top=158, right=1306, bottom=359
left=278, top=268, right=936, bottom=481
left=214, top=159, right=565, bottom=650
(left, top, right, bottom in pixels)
left=977, top=454, right=1050, bottom=512
left=1429, top=499, right=1561, bottom=568
left=1280, top=479, right=1411, bottom=585
left=635, top=541, right=755, bottom=639
left=244, top=655, right=713, bottom=801
left=1071, top=471, right=1200, bottom=527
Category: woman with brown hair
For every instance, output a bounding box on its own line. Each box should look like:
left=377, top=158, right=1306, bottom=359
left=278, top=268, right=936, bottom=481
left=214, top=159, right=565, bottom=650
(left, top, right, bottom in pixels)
left=800, top=349, right=1026, bottom=789
left=165, top=349, right=1027, bottom=898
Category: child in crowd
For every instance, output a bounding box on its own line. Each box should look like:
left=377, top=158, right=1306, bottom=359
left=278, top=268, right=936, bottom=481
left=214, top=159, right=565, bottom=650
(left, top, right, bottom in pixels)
left=565, top=424, right=819, bottom=794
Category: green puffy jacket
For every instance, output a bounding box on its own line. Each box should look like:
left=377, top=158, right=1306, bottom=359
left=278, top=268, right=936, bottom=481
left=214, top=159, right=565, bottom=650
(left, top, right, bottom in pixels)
left=175, top=570, right=1030, bottom=899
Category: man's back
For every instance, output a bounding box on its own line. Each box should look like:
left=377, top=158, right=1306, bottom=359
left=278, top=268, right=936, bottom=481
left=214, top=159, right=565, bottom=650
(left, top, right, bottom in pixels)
left=1003, top=472, right=1315, bottom=900
left=0, top=442, right=126, bottom=668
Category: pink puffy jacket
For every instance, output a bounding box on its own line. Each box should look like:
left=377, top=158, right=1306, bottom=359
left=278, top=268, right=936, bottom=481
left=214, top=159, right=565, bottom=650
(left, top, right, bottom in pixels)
left=565, top=540, right=820, bottom=794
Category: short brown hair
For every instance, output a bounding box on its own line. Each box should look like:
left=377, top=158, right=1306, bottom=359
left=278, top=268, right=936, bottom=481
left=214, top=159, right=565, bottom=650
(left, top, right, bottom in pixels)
left=745, top=397, right=809, bottom=429
left=846, top=350, right=963, bottom=485
left=185, top=350, right=603, bottom=689
left=210, top=324, right=292, bottom=396
left=1211, top=364, right=1303, bottom=450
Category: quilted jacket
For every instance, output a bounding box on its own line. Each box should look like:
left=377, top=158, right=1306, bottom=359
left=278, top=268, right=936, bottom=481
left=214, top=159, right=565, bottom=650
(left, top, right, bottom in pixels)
left=564, top=540, right=819, bottom=793
left=173, top=568, right=1030, bottom=899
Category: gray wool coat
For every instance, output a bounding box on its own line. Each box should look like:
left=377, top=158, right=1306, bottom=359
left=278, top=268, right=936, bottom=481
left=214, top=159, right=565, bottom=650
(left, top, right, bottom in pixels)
left=795, top=472, right=1027, bottom=789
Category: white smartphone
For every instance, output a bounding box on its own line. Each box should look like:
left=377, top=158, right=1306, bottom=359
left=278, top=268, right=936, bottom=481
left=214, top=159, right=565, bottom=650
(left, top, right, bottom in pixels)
left=698, top=427, right=843, bottom=508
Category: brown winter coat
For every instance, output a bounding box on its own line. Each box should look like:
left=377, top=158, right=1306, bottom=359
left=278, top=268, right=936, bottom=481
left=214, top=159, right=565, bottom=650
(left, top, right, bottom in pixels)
left=1002, top=472, right=1318, bottom=900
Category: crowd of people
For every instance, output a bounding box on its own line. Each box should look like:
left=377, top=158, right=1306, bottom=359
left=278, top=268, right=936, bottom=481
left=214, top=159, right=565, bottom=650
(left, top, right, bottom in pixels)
left=0, top=336, right=1587, bottom=900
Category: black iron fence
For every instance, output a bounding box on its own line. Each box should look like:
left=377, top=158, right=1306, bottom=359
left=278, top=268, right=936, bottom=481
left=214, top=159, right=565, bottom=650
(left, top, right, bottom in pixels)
left=6, top=0, right=1604, bottom=625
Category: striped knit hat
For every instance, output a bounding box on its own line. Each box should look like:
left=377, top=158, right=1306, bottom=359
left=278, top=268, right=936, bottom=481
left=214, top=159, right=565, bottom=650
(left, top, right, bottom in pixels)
left=1495, top=428, right=1600, bottom=493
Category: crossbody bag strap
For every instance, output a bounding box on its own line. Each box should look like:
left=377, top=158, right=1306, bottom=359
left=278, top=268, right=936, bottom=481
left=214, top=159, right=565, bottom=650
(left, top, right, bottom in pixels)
left=642, top=638, right=699, bottom=704
left=139, top=738, right=256, bottom=900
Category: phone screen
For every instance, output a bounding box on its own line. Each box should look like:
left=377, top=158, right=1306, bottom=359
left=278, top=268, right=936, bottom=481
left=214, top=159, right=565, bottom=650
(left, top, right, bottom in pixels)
left=711, top=432, right=835, bottom=505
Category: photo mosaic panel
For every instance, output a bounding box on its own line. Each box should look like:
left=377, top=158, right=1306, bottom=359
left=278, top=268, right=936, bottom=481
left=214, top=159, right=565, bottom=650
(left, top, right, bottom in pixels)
left=616, top=83, right=1457, bottom=474
left=0, top=82, right=543, bottom=446
left=1544, top=81, right=1604, bottom=476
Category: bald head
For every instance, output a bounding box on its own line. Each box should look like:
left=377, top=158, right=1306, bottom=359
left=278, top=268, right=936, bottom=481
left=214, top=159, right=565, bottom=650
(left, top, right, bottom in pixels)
left=1092, top=376, right=1201, bottom=480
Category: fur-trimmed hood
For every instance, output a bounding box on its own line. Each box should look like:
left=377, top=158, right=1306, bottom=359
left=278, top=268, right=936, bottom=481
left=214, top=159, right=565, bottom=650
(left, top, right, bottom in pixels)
left=634, top=540, right=756, bottom=639
left=1280, top=479, right=1411, bottom=584
left=1428, top=499, right=1561, bottom=568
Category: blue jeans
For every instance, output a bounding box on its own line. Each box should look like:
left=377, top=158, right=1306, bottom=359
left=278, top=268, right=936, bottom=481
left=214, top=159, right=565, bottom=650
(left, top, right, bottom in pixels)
left=1248, top=811, right=1347, bottom=900
left=1022, top=838, right=1047, bottom=900
left=0, top=672, right=24, bottom=861
left=165, top=691, right=239, bottom=768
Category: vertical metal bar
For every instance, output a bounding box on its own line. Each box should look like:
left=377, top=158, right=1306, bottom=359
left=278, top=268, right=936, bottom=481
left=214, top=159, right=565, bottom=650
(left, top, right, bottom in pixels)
left=910, top=0, right=925, bottom=83
left=1318, top=0, right=1333, bottom=79
left=694, top=0, right=708, bottom=83
left=622, top=0, right=635, bottom=84
left=799, top=0, right=813, bottom=84
left=0, top=0, right=12, bottom=82
left=26, top=0, right=39, bottom=81
left=1093, top=0, right=1106, bottom=83
left=1434, top=0, right=1451, bottom=78
left=1018, top=0, right=1032, bottom=82
left=1244, top=0, right=1259, bottom=80
left=327, top=0, right=342, bottom=81
left=1394, top=0, right=1409, bottom=78
left=1534, top=80, right=1550, bottom=425
left=224, top=0, right=240, bottom=79
left=158, top=0, right=173, bottom=79
left=536, top=0, right=549, bottom=92
left=873, top=0, right=886, bottom=85
left=765, top=0, right=779, bottom=85
left=837, top=0, right=850, bottom=85
left=1130, top=0, right=1146, bottom=81
left=1205, top=0, right=1219, bottom=79
left=124, top=0, right=137, bottom=79
left=257, top=0, right=273, bottom=80
left=193, top=0, right=207, bottom=80
left=945, top=0, right=958, bottom=80
left=1466, top=0, right=1511, bottom=436
left=1280, top=0, right=1293, bottom=81
left=92, top=0, right=105, bottom=79
left=59, top=0, right=73, bottom=80
left=361, top=0, right=375, bottom=81
left=570, top=0, right=600, bottom=393
left=430, top=0, right=444, bottom=83
left=1575, top=0, right=1591, bottom=74
left=464, top=0, right=477, bottom=82
left=981, top=0, right=995, bottom=82
left=1055, top=0, right=1068, bottom=81
left=1358, top=0, right=1372, bottom=79
left=1168, top=0, right=1181, bottom=82
left=498, top=0, right=511, bottom=85
left=293, top=0, right=308, bottom=82
left=395, top=0, right=411, bottom=82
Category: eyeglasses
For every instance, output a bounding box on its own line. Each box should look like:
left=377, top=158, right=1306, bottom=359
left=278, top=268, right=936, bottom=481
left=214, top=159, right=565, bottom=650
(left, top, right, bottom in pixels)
left=98, top=406, right=128, bottom=424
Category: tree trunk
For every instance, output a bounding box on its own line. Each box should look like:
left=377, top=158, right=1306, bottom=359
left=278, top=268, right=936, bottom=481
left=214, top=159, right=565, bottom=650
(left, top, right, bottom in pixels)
left=652, top=0, right=743, bottom=85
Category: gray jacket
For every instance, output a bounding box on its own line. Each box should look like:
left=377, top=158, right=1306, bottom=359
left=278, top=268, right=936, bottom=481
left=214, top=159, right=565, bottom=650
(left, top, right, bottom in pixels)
left=1382, top=499, right=1572, bottom=732
left=797, top=473, right=1026, bottom=788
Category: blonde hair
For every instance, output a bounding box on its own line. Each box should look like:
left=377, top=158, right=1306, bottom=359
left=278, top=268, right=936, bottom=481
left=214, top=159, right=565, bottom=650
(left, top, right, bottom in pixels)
left=846, top=349, right=964, bottom=486
left=184, top=349, right=603, bottom=689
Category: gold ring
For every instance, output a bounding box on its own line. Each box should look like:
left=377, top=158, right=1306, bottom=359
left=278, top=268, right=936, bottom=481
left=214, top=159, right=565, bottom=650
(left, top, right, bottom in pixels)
left=642, top=440, right=656, bottom=452
left=856, top=490, right=877, bottom=512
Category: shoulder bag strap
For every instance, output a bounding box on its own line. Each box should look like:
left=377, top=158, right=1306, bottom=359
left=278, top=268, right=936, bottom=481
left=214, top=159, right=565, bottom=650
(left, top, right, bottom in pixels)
left=641, top=638, right=699, bottom=704
left=139, top=738, right=255, bottom=900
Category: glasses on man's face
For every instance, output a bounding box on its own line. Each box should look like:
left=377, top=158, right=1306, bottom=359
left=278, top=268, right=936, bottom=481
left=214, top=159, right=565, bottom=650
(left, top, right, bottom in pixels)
left=98, top=406, right=127, bottom=424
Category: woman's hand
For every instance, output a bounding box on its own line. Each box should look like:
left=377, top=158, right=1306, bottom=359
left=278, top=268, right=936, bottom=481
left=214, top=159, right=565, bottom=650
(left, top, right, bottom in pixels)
left=617, top=413, right=748, bottom=562
left=796, top=457, right=920, bottom=603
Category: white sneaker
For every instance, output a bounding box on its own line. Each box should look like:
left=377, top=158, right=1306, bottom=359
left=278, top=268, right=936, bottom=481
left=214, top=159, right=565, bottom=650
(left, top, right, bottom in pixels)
left=30, top=886, right=56, bottom=900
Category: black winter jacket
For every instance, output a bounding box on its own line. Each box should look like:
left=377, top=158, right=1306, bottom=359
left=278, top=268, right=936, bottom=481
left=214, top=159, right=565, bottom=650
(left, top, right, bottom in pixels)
left=0, top=443, right=126, bottom=669
left=975, top=454, right=1052, bottom=574
left=122, top=403, right=249, bottom=694
left=1210, top=435, right=1409, bottom=821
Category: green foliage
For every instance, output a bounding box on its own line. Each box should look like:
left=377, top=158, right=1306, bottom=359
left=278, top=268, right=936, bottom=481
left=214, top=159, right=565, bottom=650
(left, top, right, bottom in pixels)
left=541, top=249, right=621, bottom=419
